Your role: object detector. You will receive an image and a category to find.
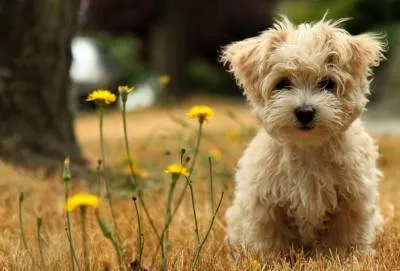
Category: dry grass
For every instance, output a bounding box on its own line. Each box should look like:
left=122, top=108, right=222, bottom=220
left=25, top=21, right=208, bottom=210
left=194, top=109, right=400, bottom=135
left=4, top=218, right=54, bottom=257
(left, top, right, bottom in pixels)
left=1, top=97, right=400, bottom=270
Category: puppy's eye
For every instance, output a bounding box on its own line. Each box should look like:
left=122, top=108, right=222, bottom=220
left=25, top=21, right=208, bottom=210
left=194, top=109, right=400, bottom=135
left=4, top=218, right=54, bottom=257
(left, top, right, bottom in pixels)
left=275, top=78, right=292, bottom=90
left=318, top=78, right=336, bottom=92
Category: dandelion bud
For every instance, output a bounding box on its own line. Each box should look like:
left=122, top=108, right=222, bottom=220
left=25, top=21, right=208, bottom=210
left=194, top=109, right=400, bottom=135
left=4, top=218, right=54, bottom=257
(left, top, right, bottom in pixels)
left=63, top=157, right=71, bottom=181
left=118, top=85, right=134, bottom=103
left=37, top=217, right=43, bottom=227
left=19, top=192, right=25, bottom=202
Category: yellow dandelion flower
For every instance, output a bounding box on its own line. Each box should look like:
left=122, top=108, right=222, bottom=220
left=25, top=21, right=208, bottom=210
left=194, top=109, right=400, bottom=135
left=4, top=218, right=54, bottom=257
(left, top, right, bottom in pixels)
left=65, top=193, right=100, bottom=212
left=227, top=129, right=239, bottom=142
left=248, top=259, right=261, bottom=271
left=86, top=89, right=116, bottom=105
left=164, top=164, right=189, bottom=177
left=186, top=105, right=214, bottom=123
left=209, top=148, right=222, bottom=162
left=159, top=75, right=171, bottom=85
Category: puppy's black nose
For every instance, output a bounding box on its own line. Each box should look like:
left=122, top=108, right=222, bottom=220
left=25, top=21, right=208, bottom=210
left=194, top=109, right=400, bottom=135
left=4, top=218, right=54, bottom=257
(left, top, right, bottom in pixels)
left=295, top=106, right=315, bottom=125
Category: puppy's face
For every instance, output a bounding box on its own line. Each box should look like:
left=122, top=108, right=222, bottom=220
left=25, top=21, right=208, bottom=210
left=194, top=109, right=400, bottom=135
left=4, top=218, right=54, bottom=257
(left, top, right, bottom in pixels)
left=222, top=18, right=385, bottom=146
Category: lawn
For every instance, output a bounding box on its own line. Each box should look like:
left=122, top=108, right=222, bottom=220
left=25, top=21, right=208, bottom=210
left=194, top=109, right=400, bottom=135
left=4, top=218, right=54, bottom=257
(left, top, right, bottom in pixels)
left=1, top=97, right=399, bottom=270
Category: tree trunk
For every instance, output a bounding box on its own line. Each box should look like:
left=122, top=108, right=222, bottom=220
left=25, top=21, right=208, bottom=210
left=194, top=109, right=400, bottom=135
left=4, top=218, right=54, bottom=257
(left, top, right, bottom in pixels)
left=150, top=0, right=190, bottom=102
left=0, top=0, right=85, bottom=173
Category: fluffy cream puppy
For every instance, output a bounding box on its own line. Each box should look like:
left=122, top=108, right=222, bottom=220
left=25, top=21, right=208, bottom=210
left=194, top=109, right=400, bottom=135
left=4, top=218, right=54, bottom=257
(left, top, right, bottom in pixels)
left=221, top=17, right=385, bottom=255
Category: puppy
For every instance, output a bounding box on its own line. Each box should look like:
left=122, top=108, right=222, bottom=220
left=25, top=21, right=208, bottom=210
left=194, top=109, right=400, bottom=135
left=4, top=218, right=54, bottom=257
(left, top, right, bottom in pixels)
left=221, top=17, right=385, bottom=256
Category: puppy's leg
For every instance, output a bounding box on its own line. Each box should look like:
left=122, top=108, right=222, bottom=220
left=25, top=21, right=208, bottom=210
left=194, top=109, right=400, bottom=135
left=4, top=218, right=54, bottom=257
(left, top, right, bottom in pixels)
left=226, top=199, right=294, bottom=255
left=225, top=204, right=244, bottom=244
left=322, top=199, right=383, bottom=256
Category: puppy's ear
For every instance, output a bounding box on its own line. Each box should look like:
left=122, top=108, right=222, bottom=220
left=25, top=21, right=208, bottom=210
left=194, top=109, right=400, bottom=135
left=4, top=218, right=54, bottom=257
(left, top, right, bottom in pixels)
left=220, top=27, right=287, bottom=105
left=220, top=37, right=264, bottom=104
left=349, top=33, right=386, bottom=74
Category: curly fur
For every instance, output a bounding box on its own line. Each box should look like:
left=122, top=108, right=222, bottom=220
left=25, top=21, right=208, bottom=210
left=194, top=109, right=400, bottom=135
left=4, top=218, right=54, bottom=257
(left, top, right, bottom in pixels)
left=221, top=17, right=386, bottom=255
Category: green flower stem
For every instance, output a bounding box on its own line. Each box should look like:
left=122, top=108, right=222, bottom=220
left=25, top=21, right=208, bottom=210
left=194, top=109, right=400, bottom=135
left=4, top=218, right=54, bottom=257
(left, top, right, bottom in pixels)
left=190, top=192, right=224, bottom=271
left=111, top=239, right=124, bottom=270
left=95, top=160, right=102, bottom=198
left=121, top=95, right=136, bottom=186
left=18, top=192, right=37, bottom=268
left=80, top=207, right=90, bottom=271
left=153, top=120, right=204, bottom=264
left=97, top=216, right=125, bottom=270
left=208, top=157, right=215, bottom=214
left=160, top=175, right=179, bottom=271
left=98, top=106, right=106, bottom=167
left=63, top=165, right=79, bottom=271
left=121, top=96, right=160, bottom=257
left=111, top=238, right=125, bottom=270
left=170, top=121, right=204, bottom=222
left=184, top=176, right=200, bottom=244
left=121, top=94, right=157, bottom=236
left=189, top=120, right=204, bottom=175
left=132, top=198, right=144, bottom=268
left=137, top=191, right=161, bottom=241
left=36, top=217, right=45, bottom=270
left=98, top=105, right=121, bottom=245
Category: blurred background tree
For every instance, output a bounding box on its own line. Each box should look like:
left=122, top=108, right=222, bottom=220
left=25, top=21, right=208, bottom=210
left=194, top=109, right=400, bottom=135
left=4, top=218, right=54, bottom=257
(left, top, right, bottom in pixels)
left=0, top=0, right=85, bottom=170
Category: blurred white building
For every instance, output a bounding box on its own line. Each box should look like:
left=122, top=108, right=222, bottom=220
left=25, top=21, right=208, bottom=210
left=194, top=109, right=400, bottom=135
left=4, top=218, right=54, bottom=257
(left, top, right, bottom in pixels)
left=69, top=36, right=120, bottom=114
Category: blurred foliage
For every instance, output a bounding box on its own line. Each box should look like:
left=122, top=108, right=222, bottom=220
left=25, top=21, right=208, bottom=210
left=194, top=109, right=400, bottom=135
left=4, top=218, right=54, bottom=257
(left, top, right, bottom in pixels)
left=279, top=0, right=400, bottom=48
left=279, top=0, right=359, bottom=24
left=88, top=1, right=399, bottom=95
left=90, top=33, right=236, bottom=94
left=187, top=59, right=234, bottom=94
left=93, top=33, right=152, bottom=84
